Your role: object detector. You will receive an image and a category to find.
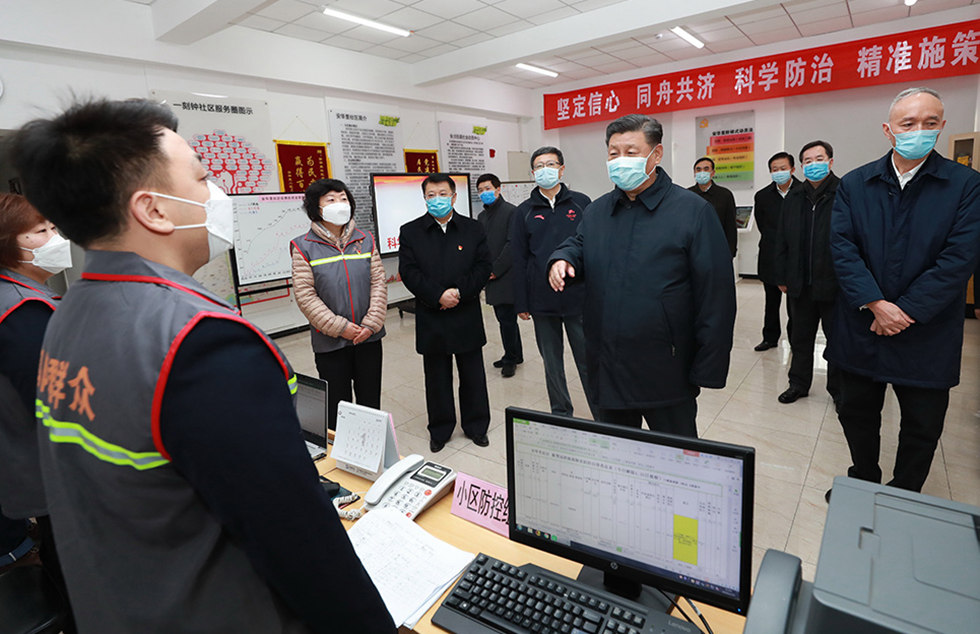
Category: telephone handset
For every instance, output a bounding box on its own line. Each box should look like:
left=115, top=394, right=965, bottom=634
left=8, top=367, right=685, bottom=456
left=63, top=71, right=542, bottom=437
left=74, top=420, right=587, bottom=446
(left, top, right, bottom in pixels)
left=364, top=454, right=456, bottom=520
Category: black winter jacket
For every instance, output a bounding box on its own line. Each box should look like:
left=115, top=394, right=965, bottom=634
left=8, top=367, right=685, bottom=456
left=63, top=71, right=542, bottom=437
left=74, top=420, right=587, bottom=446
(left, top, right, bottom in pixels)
left=398, top=212, right=492, bottom=355
left=511, top=184, right=590, bottom=316
left=550, top=168, right=736, bottom=409
left=775, top=173, right=840, bottom=302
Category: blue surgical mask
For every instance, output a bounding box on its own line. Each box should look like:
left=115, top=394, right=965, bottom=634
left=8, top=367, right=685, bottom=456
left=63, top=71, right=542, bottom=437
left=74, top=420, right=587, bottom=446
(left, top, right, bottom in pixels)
left=533, top=166, right=561, bottom=190
left=802, top=161, right=830, bottom=182
left=694, top=171, right=712, bottom=186
left=479, top=190, right=497, bottom=205
left=425, top=196, right=453, bottom=218
left=889, top=125, right=940, bottom=160
left=607, top=149, right=655, bottom=191
left=771, top=170, right=792, bottom=185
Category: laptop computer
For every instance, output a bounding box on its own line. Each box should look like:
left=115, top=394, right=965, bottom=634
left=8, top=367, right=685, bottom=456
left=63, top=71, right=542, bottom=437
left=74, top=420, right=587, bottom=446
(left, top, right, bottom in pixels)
left=294, top=373, right=329, bottom=460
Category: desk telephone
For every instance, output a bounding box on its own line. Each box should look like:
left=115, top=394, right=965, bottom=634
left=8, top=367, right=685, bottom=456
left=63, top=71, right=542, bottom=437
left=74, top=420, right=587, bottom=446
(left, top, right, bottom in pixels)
left=363, top=454, right=456, bottom=520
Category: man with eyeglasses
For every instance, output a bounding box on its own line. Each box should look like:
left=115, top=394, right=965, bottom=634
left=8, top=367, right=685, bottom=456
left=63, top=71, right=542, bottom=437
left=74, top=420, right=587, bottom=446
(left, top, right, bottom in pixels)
left=774, top=140, right=841, bottom=407
left=826, top=87, right=980, bottom=497
left=510, top=146, right=596, bottom=418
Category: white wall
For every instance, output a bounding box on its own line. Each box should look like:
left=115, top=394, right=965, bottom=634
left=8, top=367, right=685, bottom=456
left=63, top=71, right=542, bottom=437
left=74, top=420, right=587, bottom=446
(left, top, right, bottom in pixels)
left=784, top=74, right=980, bottom=175
left=0, top=39, right=528, bottom=332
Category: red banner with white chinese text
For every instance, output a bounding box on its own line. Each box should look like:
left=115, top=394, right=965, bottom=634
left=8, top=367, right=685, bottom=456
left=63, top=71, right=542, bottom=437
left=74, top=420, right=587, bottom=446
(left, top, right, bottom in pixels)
left=275, top=140, right=329, bottom=193
left=544, top=19, right=980, bottom=130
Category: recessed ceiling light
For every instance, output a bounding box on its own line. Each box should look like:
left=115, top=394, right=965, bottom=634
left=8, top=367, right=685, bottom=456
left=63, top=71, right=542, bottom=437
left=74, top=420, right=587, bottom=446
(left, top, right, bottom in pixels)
left=515, top=63, right=558, bottom=78
left=322, top=7, right=411, bottom=37
left=670, top=26, right=704, bottom=49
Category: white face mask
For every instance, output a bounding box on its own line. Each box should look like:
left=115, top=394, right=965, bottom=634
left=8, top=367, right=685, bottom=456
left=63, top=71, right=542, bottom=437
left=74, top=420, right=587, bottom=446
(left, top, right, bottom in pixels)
left=320, top=201, right=351, bottom=225
left=20, top=233, right=73, bottom=274
left=154, top=181, right=234, bottom=261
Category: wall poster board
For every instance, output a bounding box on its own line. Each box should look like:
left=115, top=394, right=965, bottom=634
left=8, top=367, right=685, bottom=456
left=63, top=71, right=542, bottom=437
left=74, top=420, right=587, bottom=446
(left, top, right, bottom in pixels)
left=438, top=121, right=489, bottom=204
left=230, top=192, right=309, bottom=285
left=328, top=109, right=403, bottom=238
left=500, top=181, right=536, bottom=206
left=275, top=140, right=329, bottom=193
left=695, top=110, right=755, bottom=190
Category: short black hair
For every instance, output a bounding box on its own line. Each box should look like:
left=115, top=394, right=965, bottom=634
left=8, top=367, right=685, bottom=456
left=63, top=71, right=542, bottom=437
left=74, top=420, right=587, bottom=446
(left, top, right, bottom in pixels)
left=530, top=147, right=563, bottom=168
left=694, top=156, right=715, bottom=170
left=476, top=173, right=500, bottom=189
left=768, top=152, right=795, bottom=169
left=421, top=173, right=456, bottom=194
left=604, top=114, right=663, bottom=147
left=799, top=140, right=833, bottom=162
left=11, top=98, right=179, bottom=248
left=303, top=178, right=355, bottom=223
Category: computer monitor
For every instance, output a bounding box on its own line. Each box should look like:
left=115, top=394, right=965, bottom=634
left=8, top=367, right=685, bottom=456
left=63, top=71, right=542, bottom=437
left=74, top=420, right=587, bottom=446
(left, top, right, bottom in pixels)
left=505, top=406, right=755, bottom=616
left=370, top=172, right=472, bottom=256
left=295, top=373, right=328, bottom=448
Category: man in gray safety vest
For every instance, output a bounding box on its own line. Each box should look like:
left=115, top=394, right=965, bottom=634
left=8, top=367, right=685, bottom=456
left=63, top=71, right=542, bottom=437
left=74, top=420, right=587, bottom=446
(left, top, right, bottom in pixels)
left=12, top=99, right=394, bottom=633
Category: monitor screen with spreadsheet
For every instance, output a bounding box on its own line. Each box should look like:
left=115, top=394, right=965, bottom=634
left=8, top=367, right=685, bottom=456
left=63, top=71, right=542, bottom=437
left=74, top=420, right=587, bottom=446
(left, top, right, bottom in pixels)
left=505, top=407, right=754, bottom=615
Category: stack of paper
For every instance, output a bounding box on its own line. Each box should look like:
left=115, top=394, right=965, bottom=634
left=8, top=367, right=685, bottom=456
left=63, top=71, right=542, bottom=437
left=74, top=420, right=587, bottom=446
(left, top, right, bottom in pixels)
left=347, top=507, right=475, bottom=629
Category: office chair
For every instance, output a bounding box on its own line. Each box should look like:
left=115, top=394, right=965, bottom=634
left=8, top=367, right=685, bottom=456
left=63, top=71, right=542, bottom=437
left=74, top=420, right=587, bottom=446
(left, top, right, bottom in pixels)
left=0, top=564, right=66, bottom=634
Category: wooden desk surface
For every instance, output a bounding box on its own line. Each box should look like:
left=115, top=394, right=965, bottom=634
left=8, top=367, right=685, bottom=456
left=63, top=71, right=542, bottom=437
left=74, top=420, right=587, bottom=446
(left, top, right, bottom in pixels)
left=318, top=457, right=745, bottom=634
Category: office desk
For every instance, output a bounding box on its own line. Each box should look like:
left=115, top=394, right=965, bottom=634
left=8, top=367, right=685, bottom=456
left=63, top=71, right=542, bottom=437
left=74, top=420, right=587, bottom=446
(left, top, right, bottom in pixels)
left=317, top=457, right=747, bottom=634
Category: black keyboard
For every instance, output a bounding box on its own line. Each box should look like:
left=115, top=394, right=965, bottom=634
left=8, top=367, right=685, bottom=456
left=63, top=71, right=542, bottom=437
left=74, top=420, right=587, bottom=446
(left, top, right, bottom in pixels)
left=431, top=553, right=700, bottom=634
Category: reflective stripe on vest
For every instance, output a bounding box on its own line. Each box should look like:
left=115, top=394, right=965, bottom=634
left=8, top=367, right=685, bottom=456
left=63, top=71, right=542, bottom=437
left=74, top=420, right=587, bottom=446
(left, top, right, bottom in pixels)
left=308, top=252, right=372, bottom=267
left=36, top=400, right=169, bottom=471
left=287, top=374, right=298, bottom=395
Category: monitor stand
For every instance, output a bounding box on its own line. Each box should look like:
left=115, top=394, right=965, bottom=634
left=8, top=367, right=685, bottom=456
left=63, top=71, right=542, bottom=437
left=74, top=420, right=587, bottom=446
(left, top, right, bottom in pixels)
left=576, top=565, right=677, bottom=615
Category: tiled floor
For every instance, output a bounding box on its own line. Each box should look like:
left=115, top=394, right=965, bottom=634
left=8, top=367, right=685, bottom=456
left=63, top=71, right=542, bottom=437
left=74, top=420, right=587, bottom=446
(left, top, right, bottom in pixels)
left=276, top=279, right=980, bottom=583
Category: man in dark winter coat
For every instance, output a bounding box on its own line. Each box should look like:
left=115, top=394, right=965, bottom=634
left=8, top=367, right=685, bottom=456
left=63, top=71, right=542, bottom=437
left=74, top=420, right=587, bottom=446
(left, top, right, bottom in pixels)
left=549, top=114, right=735, bottom=437
left=827, top=87, right=980, bottom=496
left=689, top=157, right=738, bottom=259
left=752, top=151, right=803, bottom=351
left=511, top=147, right=595, bottom=418
left=399, top=174, right=493, bottom=453
left=476, top=173, right=522, bottom=378
left=775, top=140, right=841, bottom=406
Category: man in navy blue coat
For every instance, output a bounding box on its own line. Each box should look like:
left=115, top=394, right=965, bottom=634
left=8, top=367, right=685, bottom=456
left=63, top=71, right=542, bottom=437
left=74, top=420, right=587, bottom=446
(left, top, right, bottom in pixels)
left=548, top=114, right=735, bottom=437
left=828, top=88, right=980, bottom=495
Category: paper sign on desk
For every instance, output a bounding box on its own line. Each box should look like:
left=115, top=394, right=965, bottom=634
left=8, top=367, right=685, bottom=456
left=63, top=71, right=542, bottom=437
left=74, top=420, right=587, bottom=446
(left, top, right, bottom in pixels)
left=450, top=472, right=509, bottom=537
left=347, top=507, right=474, bottom=629
left=331, top=401, right=399, bottom=481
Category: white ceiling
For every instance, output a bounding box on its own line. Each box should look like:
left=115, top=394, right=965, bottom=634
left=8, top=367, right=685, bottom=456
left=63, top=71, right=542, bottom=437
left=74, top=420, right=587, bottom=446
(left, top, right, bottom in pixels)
left=128, top=0, right=979, bottom=89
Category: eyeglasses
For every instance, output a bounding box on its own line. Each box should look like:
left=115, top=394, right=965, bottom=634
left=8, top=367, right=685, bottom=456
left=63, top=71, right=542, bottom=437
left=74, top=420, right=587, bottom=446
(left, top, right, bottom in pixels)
left=532, top=161, right=561, bottom=171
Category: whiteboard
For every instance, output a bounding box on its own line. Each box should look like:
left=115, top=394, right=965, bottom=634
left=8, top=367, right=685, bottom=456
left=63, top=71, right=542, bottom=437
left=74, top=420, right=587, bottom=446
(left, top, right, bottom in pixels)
left=500, top=181, right=536, bottom=206
left=231, top=192, right=310, bottom=285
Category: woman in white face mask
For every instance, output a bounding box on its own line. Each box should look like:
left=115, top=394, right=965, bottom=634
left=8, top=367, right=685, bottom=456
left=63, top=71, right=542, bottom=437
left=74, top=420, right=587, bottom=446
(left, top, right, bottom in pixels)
left=289, top=179, right=387, bottom=430
left=0, top=193, right=75, bottom=628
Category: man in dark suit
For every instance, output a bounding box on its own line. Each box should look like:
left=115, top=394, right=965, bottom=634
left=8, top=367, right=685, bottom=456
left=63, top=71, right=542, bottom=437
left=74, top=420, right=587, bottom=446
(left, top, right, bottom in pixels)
left=752, top=151, right=803, bottom=351
left=775, top=140, right=841, bottom=406
left=688, top=157, right=737, bottom=258
left=398, top=174, right=493, bottom=453
left=476, top=173, right=522, bottom=378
